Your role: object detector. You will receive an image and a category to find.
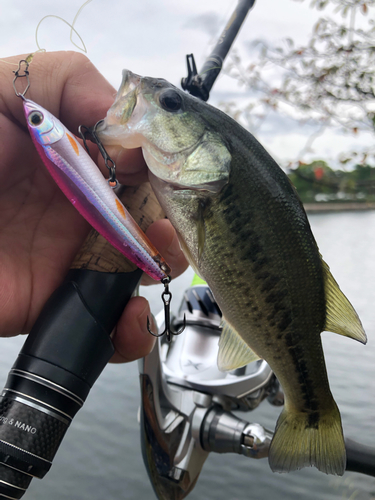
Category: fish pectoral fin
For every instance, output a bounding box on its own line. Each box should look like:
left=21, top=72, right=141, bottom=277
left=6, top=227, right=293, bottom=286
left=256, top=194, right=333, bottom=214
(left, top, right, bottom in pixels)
left=176, top=232, right=203, bottom=279
left=322, top=258, right=367, bottom=344
left=197, top=216, right=205, bottom=263
left=218, top=317, right=261, bottom=371
left=175, top=200, right=207, bottom=270
left=197, top=200, right=207, bottom=263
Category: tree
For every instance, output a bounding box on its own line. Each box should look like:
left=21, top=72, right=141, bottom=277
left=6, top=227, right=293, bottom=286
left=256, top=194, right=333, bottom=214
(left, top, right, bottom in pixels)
left=222, top=0, right=375, bottom=166
left=288, top=159, right=375, bottom=203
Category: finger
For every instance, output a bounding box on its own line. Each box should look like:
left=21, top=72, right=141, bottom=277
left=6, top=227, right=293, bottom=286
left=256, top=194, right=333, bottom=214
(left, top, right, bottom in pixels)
left=0, top=113, right=44, bottom=187
left=1, top=52, right=116, bottom=134
left=110, top=296, right=156, bottom=363
left=141, top=219, right=189, bottom=286
left=58, top=52, right=116, bottom=130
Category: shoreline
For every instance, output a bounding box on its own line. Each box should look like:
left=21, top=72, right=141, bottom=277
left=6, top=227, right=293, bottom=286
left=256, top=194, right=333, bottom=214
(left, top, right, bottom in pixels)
left=304, top=202, right=375, bottom=213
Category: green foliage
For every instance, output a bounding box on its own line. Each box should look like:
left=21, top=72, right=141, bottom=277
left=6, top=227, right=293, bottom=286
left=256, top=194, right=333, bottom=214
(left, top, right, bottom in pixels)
left=288, top=160, right=375, bottom=203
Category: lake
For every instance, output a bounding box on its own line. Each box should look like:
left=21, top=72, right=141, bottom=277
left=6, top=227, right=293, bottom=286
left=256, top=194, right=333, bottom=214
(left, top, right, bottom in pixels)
left=0, top=210, right=374, bottom=500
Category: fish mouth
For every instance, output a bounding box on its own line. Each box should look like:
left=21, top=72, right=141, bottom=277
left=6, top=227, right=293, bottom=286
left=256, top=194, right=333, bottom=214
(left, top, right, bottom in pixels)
left=118, top=69, right=141, bottom=97
left=113, top=70, right=142, bottom=124
left=96, top=70, right=145, bottom=146
left=115, top=70, right=142, bottom=125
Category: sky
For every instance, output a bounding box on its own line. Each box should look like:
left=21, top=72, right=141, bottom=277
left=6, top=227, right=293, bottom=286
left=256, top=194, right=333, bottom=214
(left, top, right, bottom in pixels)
left=0, top=0, right=370, bottom=166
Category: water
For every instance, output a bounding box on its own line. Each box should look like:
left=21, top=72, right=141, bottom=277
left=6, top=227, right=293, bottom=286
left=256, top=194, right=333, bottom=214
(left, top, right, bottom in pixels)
left=0, top=211, right=374, bottom=500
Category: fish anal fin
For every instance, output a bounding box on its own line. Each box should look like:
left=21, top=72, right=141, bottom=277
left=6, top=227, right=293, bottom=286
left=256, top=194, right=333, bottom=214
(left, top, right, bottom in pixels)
left=218, top=317, right=261, bottom=371
left=322, top=258, right=367, bottom=344
left=269, top=403, right=346, bottom=476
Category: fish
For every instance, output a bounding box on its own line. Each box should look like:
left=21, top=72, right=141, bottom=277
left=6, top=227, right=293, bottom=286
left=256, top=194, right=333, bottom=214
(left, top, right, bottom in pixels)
left=22, top=97, right=170, bottom=281
left=97, top=70, right=367, bottom=476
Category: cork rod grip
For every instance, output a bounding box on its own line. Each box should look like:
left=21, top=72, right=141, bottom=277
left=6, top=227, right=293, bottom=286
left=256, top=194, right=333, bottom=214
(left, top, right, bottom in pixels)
left=70, top=183, right=165, bottom=273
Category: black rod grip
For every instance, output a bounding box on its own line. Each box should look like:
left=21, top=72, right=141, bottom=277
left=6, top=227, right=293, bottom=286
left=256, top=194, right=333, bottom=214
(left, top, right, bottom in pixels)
left=19, top=268, right=142, bottom=389
left=0, top=267, right=143, bottom=497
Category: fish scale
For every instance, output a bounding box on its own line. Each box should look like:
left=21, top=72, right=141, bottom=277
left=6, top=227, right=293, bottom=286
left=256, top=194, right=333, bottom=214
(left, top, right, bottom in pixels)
left=98, top=69, right=366, bottom=476
left=175, top=170, right=328, bottom=420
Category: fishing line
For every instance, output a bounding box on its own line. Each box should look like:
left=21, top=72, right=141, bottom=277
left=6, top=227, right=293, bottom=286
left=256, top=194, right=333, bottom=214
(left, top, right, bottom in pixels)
left=69, top=0, right=93, bottom=49
left=0, top=0, right=93, bottom=68
left=35, top=15, right=87, bottom=52
left=0, top=51, right=44, bottom=68
left=35, top=0, right=93, bottom=53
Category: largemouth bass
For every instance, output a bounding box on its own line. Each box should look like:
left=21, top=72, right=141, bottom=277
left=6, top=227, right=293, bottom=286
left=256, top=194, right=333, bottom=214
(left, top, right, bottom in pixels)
left=98, top=70, right=367, bottom=476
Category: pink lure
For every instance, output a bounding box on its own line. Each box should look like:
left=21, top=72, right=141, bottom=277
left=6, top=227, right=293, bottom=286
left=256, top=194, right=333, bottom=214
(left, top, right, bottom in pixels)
left=23, top=98, right=171, bottom=281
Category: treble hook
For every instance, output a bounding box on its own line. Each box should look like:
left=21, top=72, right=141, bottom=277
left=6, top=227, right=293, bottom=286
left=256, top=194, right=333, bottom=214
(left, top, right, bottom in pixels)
left=78, top=122, right=118, bottom=188
left=147, top=276, right=186, bottom=342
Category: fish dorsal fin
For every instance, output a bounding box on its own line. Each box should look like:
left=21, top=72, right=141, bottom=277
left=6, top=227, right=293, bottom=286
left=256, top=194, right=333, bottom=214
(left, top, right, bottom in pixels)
left=322, top=258, right=367, bottom=344
left=218, top=317, right=261, bottom=371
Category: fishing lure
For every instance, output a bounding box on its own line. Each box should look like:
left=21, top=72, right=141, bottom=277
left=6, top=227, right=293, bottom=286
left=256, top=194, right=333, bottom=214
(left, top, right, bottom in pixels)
left=23, top=97, right=172, bottom=281
left=14, top=60, right=170, bottom=282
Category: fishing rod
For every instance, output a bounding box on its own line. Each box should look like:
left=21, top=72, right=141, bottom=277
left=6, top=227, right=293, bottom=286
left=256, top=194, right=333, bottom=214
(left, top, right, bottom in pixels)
left=181, top=0, right=256, bottom=101
left=0, top=1, right=257, bottom=499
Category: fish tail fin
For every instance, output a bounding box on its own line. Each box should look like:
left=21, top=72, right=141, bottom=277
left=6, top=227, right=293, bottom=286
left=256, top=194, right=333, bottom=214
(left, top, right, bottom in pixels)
left=268, top=403, right=346, bottom=476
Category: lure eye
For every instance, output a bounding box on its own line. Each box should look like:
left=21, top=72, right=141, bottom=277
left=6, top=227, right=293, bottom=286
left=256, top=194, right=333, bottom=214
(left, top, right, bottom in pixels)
left=159, top=90, right=182, bottom=112
left=28, top=111, right=44, bottom=127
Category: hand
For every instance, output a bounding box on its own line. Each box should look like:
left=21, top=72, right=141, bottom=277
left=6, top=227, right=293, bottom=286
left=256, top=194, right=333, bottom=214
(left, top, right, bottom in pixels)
left=0, top=51, right=188, bottom=362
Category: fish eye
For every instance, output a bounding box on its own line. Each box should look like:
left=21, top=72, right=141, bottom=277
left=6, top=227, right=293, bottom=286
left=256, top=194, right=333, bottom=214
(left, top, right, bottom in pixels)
left=28, top=111, right=44, bottom=127
left=159, top=90, right=182, bottom=112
